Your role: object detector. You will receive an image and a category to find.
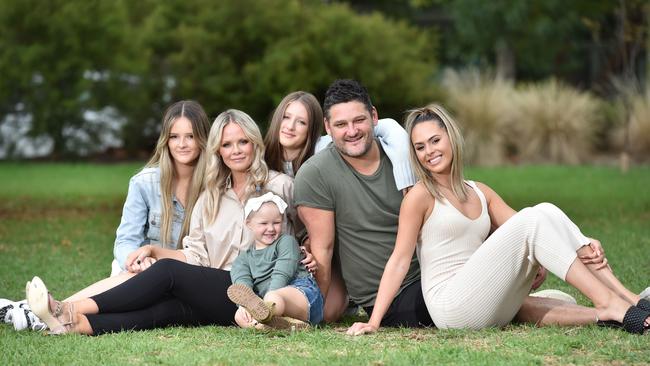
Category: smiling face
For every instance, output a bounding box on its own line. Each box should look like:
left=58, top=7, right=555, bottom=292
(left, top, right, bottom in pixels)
left=324, top=101, right=378, bottom=158
left=168, top=116, right=200, bottom=167
left=278, top=101, right=310, bottom=159
left=218, top=122, right=254, bottom=173
left=411, top=120, right=453, bottom=175
left=246, top=202, right=283, bottom=248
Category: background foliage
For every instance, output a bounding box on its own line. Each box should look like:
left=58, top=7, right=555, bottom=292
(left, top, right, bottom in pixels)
left=0, top=0, right=648, bottom=162
left=0, top=0, right=438, bottom=158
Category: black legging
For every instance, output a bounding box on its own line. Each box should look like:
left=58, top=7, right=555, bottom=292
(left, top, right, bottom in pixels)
left=86, top=259, right=237, bottom=335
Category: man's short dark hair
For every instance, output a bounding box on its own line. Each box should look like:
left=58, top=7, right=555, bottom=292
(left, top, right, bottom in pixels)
left=323, top=79, right=373, bottom=119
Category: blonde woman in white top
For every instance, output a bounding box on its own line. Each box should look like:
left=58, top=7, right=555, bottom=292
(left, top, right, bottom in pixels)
left=348, top=104, right=650, bottom=335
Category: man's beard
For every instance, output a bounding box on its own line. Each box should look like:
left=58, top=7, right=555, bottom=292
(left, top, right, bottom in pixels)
left=334, top=133, right=374, bottom=158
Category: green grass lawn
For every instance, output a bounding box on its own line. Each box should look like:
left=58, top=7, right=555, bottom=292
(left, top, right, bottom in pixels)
left=1, top=162, right=649, bottom=365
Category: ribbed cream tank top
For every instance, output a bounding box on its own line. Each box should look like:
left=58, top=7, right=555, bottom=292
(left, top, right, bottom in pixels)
left=416, top=181, right=491, bottom=301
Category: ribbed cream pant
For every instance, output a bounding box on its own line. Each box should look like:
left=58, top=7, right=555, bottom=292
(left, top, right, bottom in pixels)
left=426, top=203, right=590, bottom=329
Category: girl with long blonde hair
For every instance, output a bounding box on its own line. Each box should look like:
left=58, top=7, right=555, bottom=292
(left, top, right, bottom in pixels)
left=79, top=100, right=211, bottom=286
left=2, top=100, right=211, bottom=331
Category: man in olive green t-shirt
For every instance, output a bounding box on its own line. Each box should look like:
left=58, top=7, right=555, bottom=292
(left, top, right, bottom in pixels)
left=294, top=79, right=433, bottom=327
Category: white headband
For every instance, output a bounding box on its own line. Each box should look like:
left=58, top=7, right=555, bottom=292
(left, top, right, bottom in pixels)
left=244, top=192, right=288, bottom=219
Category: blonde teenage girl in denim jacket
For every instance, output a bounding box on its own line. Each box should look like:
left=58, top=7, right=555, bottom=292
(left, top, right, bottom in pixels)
left=112, top=167, right=185, bottom=275
left=0, top=101, right=211, bottom=331
left=75, top=100, right=211, bottom=294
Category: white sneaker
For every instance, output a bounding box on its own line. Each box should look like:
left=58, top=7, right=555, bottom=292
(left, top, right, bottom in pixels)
left=1, top=299, right=15, bottom=323
left=640, top=287, right=650, bottom=301
left=9, top=302, right=47, bottom=331
left=0, top=299, right=27, bottom=323
left=530, top=289, right=577, bottom=304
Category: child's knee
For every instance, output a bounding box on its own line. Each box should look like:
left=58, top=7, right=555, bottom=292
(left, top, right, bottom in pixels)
left=264, top=291, right=281, bottom=304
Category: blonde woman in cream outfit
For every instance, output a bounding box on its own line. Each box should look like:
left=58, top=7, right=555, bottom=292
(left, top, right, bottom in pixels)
left=348, top=104, right=650, bottom=335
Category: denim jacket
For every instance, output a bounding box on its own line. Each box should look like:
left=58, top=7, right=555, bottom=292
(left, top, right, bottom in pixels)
left=114, top=167, right=185, bottom=270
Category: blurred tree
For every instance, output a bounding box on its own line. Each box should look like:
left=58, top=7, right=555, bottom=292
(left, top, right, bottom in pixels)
left=439, top=0, right=614, bottom=82
left=406, top=0, right=647, bottom=89
left=0, top=0, right=136, bottom=158
left=103, top=0, right=163, bottom=156
left=0, top=0, right=439, bottom=157
left=126, top=0, right=439, bottom=136
left=243, top=2, right=438, bottom=123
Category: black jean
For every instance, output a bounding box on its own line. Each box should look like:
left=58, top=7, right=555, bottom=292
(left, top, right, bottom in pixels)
left=364, top=280, right=434, bottom=328
left=87, top=258, right=237, bottom=335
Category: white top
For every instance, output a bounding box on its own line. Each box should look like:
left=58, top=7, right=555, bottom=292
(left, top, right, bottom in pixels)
left=417, top=181, right=491, bottom=300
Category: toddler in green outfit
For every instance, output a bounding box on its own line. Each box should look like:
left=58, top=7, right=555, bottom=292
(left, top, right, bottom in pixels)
left=227, top=191, right=323, bottom=330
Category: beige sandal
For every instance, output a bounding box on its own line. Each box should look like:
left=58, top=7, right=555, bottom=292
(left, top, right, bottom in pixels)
left=26, top=276, right=75, bottom=335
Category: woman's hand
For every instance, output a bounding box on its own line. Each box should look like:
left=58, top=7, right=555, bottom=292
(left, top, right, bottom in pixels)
left=129, top=256, right=157, bottom=273
left=125, top=245, right=153, bottom=272
left=300, top=246, right=318, bottom=274
left=346, top=321, right=378, bottom=336
left=234, top=307, right=262, bottom=328
left=579, top=238, right=608, bottom=270
left=236, top=307, right=254, bottom=324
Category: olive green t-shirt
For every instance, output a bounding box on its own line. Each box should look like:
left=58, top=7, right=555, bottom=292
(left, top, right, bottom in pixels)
left=294, top=141, right=420, bottom=307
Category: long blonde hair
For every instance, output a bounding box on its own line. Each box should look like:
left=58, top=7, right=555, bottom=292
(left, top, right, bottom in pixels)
left=264, top=91, right=323, bottom=174
left=404, top=104, right=468, bottom=202
left=203, top=109, right=269, bottom=224
left=146, top=100, right=210, bottom=247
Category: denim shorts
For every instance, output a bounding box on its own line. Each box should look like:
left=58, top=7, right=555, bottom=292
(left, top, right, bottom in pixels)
left=289, top=276, right=323, bottom=324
